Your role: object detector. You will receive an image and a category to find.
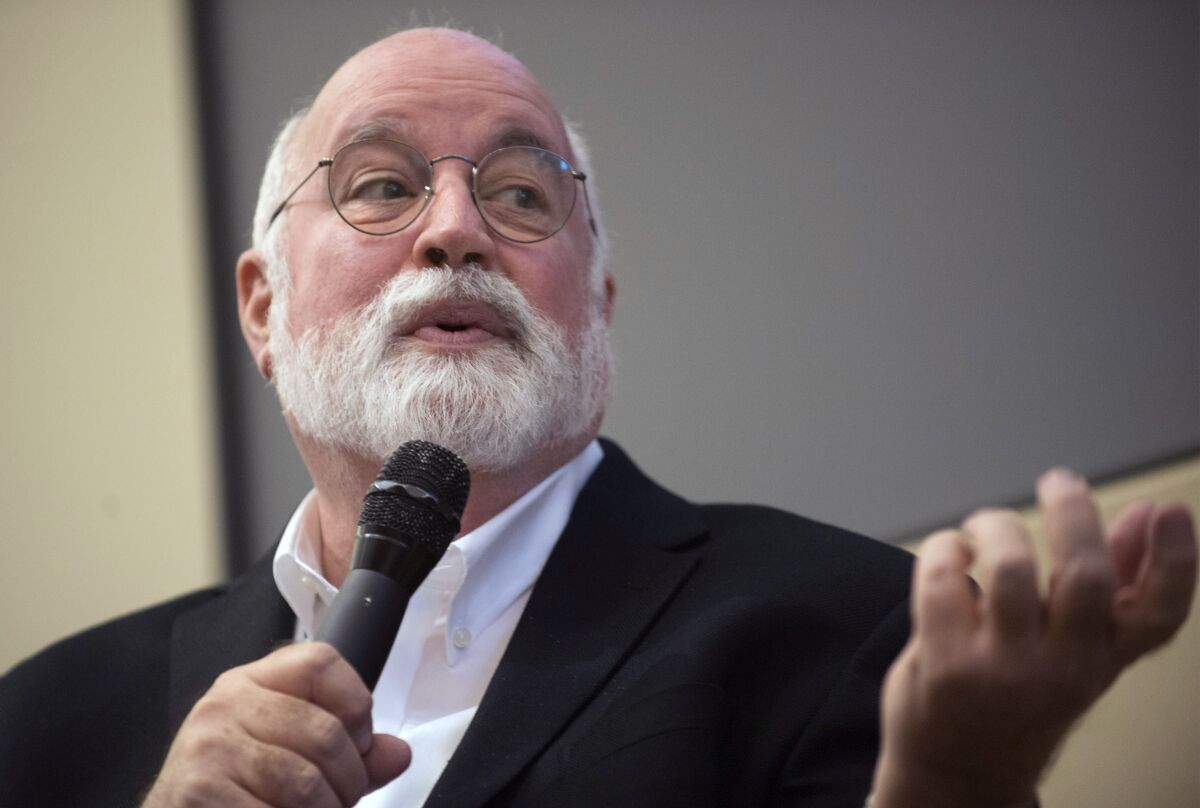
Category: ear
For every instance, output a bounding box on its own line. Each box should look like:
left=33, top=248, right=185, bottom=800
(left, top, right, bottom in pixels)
left=601, top=270, right=617, bottom=325
left=236, top=248, right=275, bottom=380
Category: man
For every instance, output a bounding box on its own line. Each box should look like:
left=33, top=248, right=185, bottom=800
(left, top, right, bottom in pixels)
left=1, top=27, right=1195, bottom=808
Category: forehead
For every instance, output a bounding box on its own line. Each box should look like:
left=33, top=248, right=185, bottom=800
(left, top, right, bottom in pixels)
left=303, top=30, right=569, bottom=158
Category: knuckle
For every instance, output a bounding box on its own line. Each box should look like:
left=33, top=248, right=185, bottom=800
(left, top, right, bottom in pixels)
left=311, top=712, right=347, bottom=759
left=306, top=641, right=343, bottom=669
left=213, top=664, right=252, bottom=689
left=193, top=777, right=247, bottom=807
left=965, top=507, right=1021, bottom=531
left=919, top=530, right=967, bottom=560
left=1056, top=558, right=1113, bottom=597
left=169, top=772, right=229, bottom=807
left=254, top=744, right=328, bottom=803
left=303, top=642, right=355, bottom=685
left=925, top=528, right=962, bottom=545
left=189, top=678, right=253, bottom=725
left=990, top=554, right=1036, bottom=586
left=344, top=697, right=373, bottom=732
left=919, top=557, right=961, bottom=584
left=207, top=671, right=239, bottom=700
left=288, top=759, right=328, bottom=802
left=179, top=725, right=238, bottom=767
left=187, top=696, right=225, bottom=723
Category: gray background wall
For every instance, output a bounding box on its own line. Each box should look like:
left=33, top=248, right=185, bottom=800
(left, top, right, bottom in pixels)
left=191, top=0, right=1199, bottom=569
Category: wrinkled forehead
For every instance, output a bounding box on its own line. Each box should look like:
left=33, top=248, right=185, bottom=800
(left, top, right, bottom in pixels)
left=300, top=29, right=571, bottom=161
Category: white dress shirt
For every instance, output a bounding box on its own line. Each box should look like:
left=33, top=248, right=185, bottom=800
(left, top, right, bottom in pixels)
left=273, top=440, right=603, bottom=807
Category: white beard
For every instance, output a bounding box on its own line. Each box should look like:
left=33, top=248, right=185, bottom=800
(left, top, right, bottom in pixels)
left=267, top=265, right=611, bottom=472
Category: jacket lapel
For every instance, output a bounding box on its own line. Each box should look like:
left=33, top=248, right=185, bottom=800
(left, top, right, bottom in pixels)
left=167, top=550, right=294, bottom=734
left=426, top=440, right=707, bottom=807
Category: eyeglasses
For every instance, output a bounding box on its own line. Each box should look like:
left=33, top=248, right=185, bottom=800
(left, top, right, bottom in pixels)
left=267, top=138, right=596, bottom=244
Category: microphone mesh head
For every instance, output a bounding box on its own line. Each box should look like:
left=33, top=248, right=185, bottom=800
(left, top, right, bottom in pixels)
left=358, top=441, right=471, bottom=554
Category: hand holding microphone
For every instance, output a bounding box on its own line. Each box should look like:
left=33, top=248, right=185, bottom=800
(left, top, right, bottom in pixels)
left=142, top=442, right=469, bottom=808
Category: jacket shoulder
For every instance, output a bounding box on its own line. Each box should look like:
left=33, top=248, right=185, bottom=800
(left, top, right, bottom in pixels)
left=3, top=584, right=224, bottom=685
left=696, top=501, right=913, bottom=586
left=701, top=500, right=910, bottom=553
left=0, top=584, right=228, bottom=808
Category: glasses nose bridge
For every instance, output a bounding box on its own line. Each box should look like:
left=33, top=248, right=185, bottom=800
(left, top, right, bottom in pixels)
left=424, top=153, right=485, bottom=227
left=428, top=153, right=480, bottom=189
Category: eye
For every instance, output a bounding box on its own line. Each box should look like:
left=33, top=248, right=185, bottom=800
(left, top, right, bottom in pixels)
left=351, top=174, right=420, bottom=201
left=486, top=183, right=549, bottom=212
left=503, top=185, right=543, bottom=209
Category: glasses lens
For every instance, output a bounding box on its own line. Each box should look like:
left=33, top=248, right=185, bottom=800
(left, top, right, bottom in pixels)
left=475, top=147, right=578, bottom=242
left=328, top=140, right=431, bottom=235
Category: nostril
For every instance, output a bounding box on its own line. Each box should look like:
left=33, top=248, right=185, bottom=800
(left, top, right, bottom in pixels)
left=464, top=252, right=483, bottom=267
left=425, top=247, right=448, bottom=267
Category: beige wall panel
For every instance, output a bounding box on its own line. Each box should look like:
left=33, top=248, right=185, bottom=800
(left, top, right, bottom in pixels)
left=0, top=0, right=219, bottom=672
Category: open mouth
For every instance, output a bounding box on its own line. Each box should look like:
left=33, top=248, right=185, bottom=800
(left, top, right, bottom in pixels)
left=403, top=301, right=513, bottom=346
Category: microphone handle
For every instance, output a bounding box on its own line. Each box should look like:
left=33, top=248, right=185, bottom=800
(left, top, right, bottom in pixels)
left=315, top=568, right=409, bottom=690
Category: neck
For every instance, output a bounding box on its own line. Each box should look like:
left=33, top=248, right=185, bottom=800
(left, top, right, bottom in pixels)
left=293, top=431, right=596, bottom=587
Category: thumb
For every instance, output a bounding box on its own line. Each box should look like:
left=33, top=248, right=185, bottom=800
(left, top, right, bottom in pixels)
left=1113, top=504, right=1197, bottom=664
left=364, top=733, right=412, bottom=792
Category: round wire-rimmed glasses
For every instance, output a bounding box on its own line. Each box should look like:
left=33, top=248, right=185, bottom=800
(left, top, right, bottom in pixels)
left=267, top=138, right=596, bottom=244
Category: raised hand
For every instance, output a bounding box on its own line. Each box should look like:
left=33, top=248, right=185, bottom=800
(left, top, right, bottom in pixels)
left=872, top=468, right=1197, bottom=808
left=141, top=642, right=410, bottom=807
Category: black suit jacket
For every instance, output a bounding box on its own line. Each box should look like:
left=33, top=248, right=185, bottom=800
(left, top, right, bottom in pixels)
left=0, top=441, right=913, bottom=807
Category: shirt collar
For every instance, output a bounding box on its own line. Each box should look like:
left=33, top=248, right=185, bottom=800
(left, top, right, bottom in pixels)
left=273, top=488, right=337, bottom=640
left=273, top=440, right=604, bottom=644
left=445, top=440, right=603, bottom=659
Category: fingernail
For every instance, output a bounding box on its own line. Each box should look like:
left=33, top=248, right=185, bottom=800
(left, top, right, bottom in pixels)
left=1040, top=466, right=1081, bottom=490
left=356, top=729, right=373, bottom=755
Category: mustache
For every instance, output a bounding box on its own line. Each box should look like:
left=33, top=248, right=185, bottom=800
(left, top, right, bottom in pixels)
left=370, top=264, right=537, bottom=341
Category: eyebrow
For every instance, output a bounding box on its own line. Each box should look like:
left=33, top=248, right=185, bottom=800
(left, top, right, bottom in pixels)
left=491, top=126, right=553, bottom=152
left=335, top=120, right=557, bottom=156
left=340, top=117, right=414, bottom=148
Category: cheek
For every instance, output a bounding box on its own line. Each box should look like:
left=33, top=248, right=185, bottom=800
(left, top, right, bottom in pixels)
left=507, top=248, right=594, bottom=326
left=515, top=221, right=596, bottom=319
left=286, top=233, right=413, bottom=328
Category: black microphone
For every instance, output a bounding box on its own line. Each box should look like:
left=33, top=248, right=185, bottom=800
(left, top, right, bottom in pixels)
left=315, top=440, right=470, bottom=689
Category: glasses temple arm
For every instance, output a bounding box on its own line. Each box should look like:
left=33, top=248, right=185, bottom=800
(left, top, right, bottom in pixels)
left=575, top=172, right=599, bottom=239
left=266, top=159, right=332, bottom=230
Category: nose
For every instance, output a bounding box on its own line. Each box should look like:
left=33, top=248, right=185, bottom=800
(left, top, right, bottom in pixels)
left=410, top=158, right=494, bottom=269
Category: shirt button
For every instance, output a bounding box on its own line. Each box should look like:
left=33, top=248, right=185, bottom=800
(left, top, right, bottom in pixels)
left=452, top=627, right=472, bottom=649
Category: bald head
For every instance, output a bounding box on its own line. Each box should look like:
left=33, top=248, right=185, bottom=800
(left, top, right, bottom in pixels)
left=299, top=29, right=570, bottom=170
left=252, top=27, right=609, bottom=293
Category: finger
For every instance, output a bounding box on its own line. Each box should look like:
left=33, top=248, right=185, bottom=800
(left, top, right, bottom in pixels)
left=912, top=529, right=978, bottom=646
left=962, top=508, right=1041, bottom=643
left=147, top=771, right=272, bottom=808
left=1107, top=500, right=1154, bottom=587
left=234, top=738, right=343, bottom=808
left=1039, top=468, right=1115, bottom=643
left=364, top=733, right=412, bottom=792
left=220, top=784, right=274, bottom=808
left=237, top=687, right=370, bottom=807
left=1113, top=504, right=1198, bottom=664
left=245, top=642, right=375, bottom=754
